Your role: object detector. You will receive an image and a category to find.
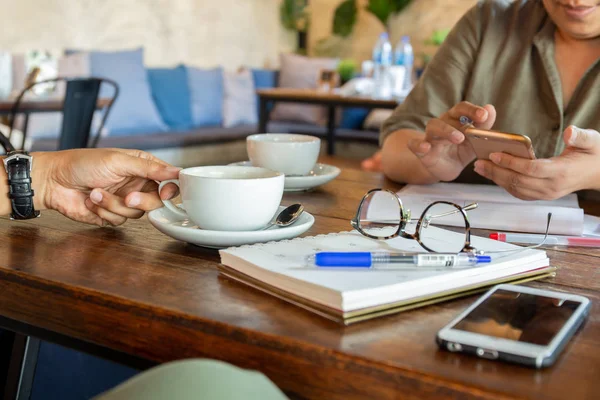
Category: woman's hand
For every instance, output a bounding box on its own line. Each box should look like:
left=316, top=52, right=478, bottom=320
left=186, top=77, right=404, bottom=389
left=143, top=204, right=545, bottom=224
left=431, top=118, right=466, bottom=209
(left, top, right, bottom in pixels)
left=32, top=148, right=180, bottom=226
left=407, top=101, right=497, bottom=181
left=474, top=126, right=600, bottom=200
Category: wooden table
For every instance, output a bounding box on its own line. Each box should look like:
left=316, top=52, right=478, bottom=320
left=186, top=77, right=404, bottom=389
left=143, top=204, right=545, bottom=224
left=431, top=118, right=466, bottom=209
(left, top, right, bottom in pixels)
left=257, top=88, right=399, bottom=155
left=1, top=158, right=600, bottom=400
left=0, top=99, right=112, bottom=115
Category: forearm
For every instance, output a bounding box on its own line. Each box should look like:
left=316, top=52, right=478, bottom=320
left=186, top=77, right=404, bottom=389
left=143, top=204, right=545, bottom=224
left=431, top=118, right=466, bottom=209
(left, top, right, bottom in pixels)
left=0, top=163, right=9, bottom=216
left=1, top=152, right=52, bottom=216
left=380, top=130, right=439, bottom=184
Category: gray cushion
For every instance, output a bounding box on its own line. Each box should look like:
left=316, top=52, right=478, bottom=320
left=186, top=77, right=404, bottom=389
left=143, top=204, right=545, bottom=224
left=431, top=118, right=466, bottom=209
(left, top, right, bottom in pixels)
left=29, top=123, right=378, bottom=152
left=270, top=54, right=338, bottom=125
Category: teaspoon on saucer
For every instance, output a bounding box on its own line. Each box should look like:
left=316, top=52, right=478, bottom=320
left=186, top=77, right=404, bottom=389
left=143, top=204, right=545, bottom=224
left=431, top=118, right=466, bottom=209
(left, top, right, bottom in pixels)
left=261, top=204, right=304, bottom=230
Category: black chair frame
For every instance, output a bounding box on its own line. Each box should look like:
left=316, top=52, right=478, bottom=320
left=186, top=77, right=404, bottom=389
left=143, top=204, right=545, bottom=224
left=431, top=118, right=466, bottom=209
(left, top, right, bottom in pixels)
left=0, top=77, right=119, bottom=153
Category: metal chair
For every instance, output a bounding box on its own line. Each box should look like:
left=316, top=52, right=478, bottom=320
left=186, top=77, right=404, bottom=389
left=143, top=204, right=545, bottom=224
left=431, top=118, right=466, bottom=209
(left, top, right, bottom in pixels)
left=1, top=77, right=119, bottom=152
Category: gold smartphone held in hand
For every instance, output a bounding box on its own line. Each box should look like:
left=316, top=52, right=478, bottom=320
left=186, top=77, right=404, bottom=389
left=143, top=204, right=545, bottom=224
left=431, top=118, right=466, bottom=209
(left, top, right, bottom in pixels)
left=464, top=128, right=536, bottom=160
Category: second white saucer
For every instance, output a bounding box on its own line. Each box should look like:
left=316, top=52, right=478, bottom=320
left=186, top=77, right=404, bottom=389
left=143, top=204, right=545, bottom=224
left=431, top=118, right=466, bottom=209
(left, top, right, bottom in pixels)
left=229, top=161, right=340, bottom=192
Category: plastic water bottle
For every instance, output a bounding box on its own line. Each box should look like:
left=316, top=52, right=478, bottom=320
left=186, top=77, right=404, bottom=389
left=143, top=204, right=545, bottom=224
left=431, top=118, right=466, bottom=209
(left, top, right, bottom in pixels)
left=372, top=32, right=393, bottom=98
left=394, top=35, right=414, bottom=95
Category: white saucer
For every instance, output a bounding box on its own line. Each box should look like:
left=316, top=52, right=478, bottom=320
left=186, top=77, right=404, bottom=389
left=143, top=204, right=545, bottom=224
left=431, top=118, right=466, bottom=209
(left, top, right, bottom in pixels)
left=148, top=205, right=315, bottom=249
left=229, top=161, right=340, bottom=192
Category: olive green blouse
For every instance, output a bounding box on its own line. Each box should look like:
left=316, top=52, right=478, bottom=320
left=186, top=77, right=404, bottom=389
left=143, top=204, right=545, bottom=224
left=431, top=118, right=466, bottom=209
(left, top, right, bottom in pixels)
left=381, top=0, right=599, bottom=160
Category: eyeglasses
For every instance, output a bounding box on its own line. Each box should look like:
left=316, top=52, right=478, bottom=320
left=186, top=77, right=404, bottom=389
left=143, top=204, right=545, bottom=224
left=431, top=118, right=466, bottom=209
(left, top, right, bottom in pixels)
left=351, top=189, right=551, bottom=254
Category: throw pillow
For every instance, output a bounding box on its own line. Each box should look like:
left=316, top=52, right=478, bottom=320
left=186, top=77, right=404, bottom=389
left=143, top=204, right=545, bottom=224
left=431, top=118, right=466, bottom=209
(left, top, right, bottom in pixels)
left=363, top=109, right=394, bottom=131
left=187, top=67, right=224, bottom=127
left=88, top=48, right=168, bottom=135
left=147, top=65, right=193, bottom=130
left=270, top=53, right=338, bottom=125
left=0, top=52, right=11, bottom=98
left=251, top=68, right=277, bottom=115
left=222, top=69, right=257, bottom=128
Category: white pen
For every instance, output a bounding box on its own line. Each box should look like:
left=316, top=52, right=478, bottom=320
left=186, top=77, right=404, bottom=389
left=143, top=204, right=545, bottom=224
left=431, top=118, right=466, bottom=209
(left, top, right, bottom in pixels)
left=490, top=232, right=600, bottom=247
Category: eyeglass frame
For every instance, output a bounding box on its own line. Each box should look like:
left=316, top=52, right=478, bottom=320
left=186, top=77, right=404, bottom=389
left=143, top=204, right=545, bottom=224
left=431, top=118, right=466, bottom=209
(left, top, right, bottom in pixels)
left=350, top=188, right=479, bottom=253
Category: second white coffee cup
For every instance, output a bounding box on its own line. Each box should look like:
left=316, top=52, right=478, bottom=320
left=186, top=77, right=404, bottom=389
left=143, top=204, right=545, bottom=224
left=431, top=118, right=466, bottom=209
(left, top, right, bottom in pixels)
left=159, top=166, right=284, bottom=231
left=247, top=133, right=320, bottom=176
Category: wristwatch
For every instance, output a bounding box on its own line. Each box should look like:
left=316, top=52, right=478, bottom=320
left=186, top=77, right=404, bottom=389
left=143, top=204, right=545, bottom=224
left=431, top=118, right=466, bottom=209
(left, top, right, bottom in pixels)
left=3, top=150, right=40, bottom=220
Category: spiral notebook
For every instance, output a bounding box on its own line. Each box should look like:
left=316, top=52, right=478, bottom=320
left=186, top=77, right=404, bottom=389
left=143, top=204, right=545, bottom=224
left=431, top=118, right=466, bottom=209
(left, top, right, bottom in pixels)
left=218, top=227, right=555, bottom=325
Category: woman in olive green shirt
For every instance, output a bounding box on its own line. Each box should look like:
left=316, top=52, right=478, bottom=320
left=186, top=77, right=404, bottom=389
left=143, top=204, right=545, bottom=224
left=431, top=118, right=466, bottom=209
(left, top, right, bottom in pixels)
left=378, top=0, right=600, bottom=201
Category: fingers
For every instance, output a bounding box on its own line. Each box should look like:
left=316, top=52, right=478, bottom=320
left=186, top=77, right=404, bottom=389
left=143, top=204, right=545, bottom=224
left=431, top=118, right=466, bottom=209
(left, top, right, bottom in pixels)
left=474, top=160, right=537, bottom=199
left=447, top=102, right=489, bottom=124
left=474, top=160, right=560, bottom=200
left=85, top=198, right=128, bottom=226
left=480, top=104, right=497, bottom=130
left=488, top=152, right=553, bottom=178
left=124, top=191, right=167, bottom=212
left=85, top=184, right=172, bottom=226
left=445, top=102, right=497, bottom=131
left=407, top=138, right=431, bottom=157
left=113, top=148, right=173, bottom=167
left=89, top=189, right=145, bottom=219
left=114, top=153, right=181, bottom=182
left=563, top=126, right=600, bottom=151
left=159, top=182, right=179, bottom=200
left=425, top=118, right=464, bottom=144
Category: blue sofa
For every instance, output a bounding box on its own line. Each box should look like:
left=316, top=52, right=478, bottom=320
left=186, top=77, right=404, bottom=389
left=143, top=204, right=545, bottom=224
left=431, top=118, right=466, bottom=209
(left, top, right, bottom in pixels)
left=28, top=52, right=378, bottom=160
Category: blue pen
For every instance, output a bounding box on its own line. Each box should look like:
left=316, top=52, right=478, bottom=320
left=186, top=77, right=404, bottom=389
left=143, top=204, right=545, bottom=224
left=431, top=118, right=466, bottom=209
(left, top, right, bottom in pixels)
left=306, top=252, right=491, bottom=269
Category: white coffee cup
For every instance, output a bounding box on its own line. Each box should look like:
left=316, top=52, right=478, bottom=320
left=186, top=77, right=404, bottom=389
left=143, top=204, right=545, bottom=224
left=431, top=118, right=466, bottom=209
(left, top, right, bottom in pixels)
left=158, top=166, right=284, bottom=231
left=247, top=133, right=320, bottom=176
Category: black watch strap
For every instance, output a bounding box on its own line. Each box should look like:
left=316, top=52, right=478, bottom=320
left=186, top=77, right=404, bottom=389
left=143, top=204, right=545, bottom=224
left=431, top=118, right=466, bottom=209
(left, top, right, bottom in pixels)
left=4, top=152, right=40, bottom=220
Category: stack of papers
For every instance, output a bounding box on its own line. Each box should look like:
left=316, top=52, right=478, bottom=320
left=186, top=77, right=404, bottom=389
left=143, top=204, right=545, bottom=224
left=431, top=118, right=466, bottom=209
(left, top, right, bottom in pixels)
left=219, top=227, right=553, bottom=325
left=394, top=183, right=584, bottom=235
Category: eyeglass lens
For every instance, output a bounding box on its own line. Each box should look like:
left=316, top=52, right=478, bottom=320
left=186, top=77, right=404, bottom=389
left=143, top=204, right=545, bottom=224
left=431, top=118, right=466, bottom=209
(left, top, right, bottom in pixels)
left=357, top=190, right=401, bottom=237
left=419, top=202, right=468, bottom=253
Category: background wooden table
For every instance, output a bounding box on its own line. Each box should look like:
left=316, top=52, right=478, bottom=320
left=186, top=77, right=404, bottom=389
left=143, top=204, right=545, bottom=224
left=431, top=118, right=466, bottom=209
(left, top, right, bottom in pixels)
left=0, top=99, right=112, bottom=151
left=1, top=157, right=599, bottom=400
left=257, top=88, right=399, bottom=155
left=0, top=99, right=112, bottom=114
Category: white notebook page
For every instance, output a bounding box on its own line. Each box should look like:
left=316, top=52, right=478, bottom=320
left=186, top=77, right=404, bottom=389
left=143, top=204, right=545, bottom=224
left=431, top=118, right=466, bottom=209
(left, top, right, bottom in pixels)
left=366, top=183, right=583, bottom=235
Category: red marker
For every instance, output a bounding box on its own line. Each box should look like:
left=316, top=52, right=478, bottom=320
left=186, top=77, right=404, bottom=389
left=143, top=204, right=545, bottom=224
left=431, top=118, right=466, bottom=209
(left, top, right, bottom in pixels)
left=489, top=232, right=600, bottom=247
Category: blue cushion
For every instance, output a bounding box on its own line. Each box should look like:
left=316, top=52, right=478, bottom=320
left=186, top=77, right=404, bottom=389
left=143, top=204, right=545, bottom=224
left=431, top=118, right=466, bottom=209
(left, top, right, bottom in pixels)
left=251, top=68, right=277, bottom=89
left=340, top=107, right=370, bottom=129
left=147, top=65, right=193, bottom=130
left=88, top=48, right=167, bottom=135
left=251, top=69, right=277, bottom=114
left=187, top=67, right=224, bottom=127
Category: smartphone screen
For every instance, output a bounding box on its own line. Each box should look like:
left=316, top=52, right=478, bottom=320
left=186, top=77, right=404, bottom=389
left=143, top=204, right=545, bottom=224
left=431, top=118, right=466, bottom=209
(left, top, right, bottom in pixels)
left=451, top=289, right=580, bottom=345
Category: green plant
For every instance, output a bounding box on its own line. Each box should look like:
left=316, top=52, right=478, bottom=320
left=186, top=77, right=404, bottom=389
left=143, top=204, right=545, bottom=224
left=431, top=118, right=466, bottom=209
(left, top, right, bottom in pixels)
left=330, top=0, right=412, bottom=36
left=421, top=29, right=450, bottom=66
left=333, top=0, right=357, bottom=37
left=337, top=59, right=357, bottom=82
left=314, top=0, right=413, bottom=58
left=425, top=29, right=450, bottom=46
left=365, top=0, right=412, bottom=29
left=280, top=0, right=309, bottom=32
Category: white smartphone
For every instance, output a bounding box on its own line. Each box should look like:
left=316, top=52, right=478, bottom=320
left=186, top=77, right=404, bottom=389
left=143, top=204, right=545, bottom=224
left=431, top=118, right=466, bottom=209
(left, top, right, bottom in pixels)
left=436, top=284, right=590, bottom=368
